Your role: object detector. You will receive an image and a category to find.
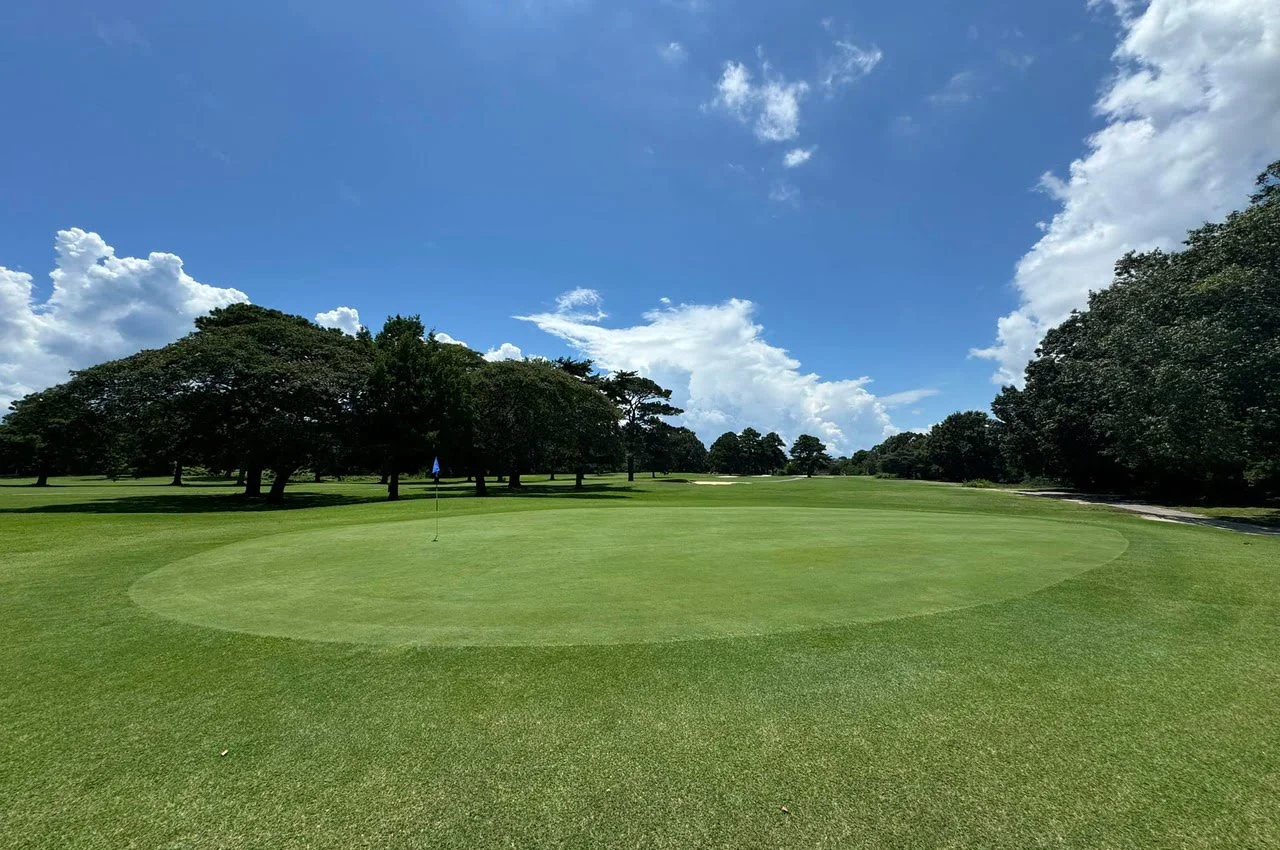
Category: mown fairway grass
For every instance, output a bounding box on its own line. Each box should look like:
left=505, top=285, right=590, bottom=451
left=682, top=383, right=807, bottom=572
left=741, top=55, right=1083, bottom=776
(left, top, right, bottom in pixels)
left=2, top=475, right=1278, bottom=848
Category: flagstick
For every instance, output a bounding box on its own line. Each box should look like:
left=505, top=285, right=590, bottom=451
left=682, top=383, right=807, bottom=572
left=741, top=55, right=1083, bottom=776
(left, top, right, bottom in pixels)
left=432, top=474, right=440, bottom=543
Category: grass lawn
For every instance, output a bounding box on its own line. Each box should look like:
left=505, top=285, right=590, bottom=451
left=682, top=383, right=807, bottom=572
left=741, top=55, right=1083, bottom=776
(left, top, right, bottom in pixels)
left=2, top=475, right=1278, bottom=848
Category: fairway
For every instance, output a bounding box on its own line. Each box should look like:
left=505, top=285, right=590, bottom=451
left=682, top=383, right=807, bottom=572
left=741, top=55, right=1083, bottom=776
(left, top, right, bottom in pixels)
left=132, top=507, right=1127, bottom=645
left=4, top=475, right=1279, bottom=849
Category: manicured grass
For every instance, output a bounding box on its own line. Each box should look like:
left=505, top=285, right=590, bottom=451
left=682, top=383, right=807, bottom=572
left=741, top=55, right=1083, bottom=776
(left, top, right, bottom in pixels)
left=131, top=506, right=1126, bottom=646
left=2, top=475, right=1278, bottom=848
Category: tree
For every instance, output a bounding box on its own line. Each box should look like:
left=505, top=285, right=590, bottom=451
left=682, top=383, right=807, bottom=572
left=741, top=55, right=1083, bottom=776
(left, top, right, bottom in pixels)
left=789, top=434, right=832, bottom=477
left=471, top=360, right=586, bottom=490
left=359, top=315, right=435, bottom=501
left=759, top=431, right=788, bottom=474
left=602, top=372, right=683, bottom=482
left=995, top=160, right=1280, bottom=499
left=707, top=431, right=743, bottom=474
left=924, top=411, right=1003, bottom=482
left=666, top=426, right=709, bottom=473
left=170, top=305, right=374, bottom=502
left=737, top=427, right=764, bottom=474
left=1, top=383, right=103, bottom=485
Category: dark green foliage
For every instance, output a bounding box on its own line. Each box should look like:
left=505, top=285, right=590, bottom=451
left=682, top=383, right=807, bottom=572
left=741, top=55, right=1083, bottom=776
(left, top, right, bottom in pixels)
left=923, top=411, right=1004, bottom=483
left=991, top=162, right=1280, bottom=499
left=789, top=434, right=832, bottom=477
left=601, top=372, right=683, bottom=482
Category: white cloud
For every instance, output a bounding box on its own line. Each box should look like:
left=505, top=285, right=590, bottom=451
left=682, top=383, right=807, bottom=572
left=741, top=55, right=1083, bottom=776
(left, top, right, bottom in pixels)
left=709, top=60, right=810, bottom=143
left=0, top=228, right=248, bottom=411
left=314, top=306, right=362, bottom=335
left=554, top=287, right=607, bottom=321
left=928, top=70, right=980, bottom=106
left=659, top=42, right=687, bottom=64
left=821, top=40, right=883, bottom=93
left=483, top=342, right=525, bottom=362
left=974, top=0, right=1280, bottom=385
left=783, top=146, right=816, bottom=168
left=433, top=331, right=469, bottom=347
left=519, top=293, right=900, bottom=452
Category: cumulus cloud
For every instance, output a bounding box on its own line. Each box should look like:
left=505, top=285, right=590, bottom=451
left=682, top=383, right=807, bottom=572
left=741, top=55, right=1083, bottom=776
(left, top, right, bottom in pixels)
left=520, top=293, right=909, bottom=453
left=0, top=229, right=247, bottom=411
left=783, top=147, right=816, bottom=168
left=314, top=306, right=362, bottom=335
left=659, top=42, right=687, bottom=64
left=483, top=342, right=525, bottom=362
left=709, top=59, right=810, bottom=143
left=821, top=40, right=883, bottom=93
left=433, top=331, right=469, bottom=347
left=974, top=0, right=1280, bottom=385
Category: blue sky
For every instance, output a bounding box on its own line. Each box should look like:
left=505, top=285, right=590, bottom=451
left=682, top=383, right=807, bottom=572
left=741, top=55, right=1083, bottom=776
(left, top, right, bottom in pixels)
left=2, top=0, right=1277, bottom=451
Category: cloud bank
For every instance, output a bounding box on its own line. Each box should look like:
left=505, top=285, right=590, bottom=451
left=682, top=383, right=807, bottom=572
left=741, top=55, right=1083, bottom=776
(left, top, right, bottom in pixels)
left=314, top=306, right=363, bottom=335
left=974, top=0, right=1280, bottom=385
left=0, top=229, right=247, bottom=411
left=520, top=291, right=908, bottom=453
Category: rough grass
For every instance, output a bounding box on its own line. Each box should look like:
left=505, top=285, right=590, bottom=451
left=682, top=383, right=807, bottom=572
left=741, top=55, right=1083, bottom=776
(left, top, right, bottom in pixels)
left=2, top=475, right=1279, bottom=848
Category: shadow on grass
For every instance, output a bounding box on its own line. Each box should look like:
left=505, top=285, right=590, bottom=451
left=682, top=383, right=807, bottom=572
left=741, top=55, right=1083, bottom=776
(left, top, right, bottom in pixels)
left=1, top=482, right=632, bottom=514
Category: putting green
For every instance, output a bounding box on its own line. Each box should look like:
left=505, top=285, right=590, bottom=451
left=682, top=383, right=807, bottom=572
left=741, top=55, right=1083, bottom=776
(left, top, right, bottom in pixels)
left=131, top=507, right=1127, bottom=646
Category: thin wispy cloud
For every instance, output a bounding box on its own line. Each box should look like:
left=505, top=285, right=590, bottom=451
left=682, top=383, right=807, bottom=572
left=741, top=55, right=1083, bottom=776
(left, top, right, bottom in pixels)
left=658, top=42, right=687, bottom=65
left=928, top=71, right=980, bottom=106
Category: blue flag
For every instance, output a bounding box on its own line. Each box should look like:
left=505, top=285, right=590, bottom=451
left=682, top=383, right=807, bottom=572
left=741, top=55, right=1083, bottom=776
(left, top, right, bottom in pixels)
left=431, top=457, right=441, bottom=477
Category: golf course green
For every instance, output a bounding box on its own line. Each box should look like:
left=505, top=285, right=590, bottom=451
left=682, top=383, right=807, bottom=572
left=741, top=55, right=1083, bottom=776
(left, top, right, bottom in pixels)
left=132, top=507, right=1126, bottom=645
left=3, top=475, right=1278, bottom=848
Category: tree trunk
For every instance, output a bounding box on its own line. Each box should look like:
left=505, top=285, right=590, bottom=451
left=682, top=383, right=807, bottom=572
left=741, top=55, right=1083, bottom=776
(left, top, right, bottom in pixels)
left=388, top=470, right=400, bottom=501
left=474, top=470, right=487, bottom=497
left=806, top=469, right=813, bottom=478
left=548, top=472, right=556, bottom=481
left=651, top=470, right=656, bottom=479
left=313, top=470, right=323, bottom=483
left=627, top=453, right=635, bottom=482
left=244, top=467, right=263, bottom=497
left=466, top=474, right=473, bottom=483
left=170, top=461, right=184, bottom=487
left=235, top=468, right=246, bottom=487
left=509, top=467, right=522, bottom=489
left=497, top=473, right=505, bottom=483
left=33, top=473, right=48, bottom=487
left=379, top=471, right=389, bottom=485
left=575, top=469, right=585, bottom=489
left=265, top=468, right=294, bottom=503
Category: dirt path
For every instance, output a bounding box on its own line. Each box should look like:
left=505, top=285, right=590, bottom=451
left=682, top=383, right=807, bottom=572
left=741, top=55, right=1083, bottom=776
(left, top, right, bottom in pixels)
left=1015, top=491, right=1280, bottom=536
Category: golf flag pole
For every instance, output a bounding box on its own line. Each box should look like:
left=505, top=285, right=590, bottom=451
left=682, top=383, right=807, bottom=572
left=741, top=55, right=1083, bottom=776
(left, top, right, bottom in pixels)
left=431, top=457, right=441, bottom=542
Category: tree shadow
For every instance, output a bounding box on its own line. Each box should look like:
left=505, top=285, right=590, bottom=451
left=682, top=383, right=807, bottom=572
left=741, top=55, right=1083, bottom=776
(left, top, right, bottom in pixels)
left=1, top=481, right=632, bottom=514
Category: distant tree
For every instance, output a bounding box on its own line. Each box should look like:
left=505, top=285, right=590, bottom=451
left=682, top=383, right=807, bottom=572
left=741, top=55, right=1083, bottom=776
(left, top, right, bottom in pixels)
left=0, top=383, right=102, bottom=485
left=737, top=428, right=764, bottom=474
left=871, top=432, right=929, bottom=479
left=759, top=431, right=788, bottom=474
left=666, top=426, right=709, bottom=473
left=789, top=434, right=832, bottom=477
left=924, top=411, right=1003, bottom=482
left=707, top=432, right=743, bottom=474
left=602, top=372, right=683, bottom=482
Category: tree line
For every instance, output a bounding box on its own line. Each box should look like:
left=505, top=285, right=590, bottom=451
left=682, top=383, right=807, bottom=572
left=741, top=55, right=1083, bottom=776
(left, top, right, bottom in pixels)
left=0, top=308, right=706, bottom=502
left=845, top=161, right=1280, bottom=501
